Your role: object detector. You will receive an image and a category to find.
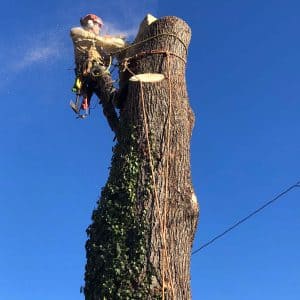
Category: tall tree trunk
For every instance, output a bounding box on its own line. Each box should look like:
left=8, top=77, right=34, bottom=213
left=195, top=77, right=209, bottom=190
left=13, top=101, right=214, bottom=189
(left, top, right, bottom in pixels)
left=84, top=16, right=199, bottom=300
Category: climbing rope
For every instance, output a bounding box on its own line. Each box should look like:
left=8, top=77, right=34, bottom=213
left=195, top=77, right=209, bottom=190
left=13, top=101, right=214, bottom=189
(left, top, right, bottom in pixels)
left=125, top=49, right=179, bottom=299
left=110, top=31, right=187, bottom=297
left=139, top=79, right=169, bottom=299
left=123, top=49, right=187, bottom=65
left=111, top=32, right=188, bottom=57
left=91, top=56, right=112, bottom=77
left=120, top=49, right=186, bottom=85
left=163, top=52, right=176, bottom=299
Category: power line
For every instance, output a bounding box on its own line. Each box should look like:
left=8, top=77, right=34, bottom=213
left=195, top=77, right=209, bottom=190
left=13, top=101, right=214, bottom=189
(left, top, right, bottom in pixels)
left=192, top=180, right=300, bottom=256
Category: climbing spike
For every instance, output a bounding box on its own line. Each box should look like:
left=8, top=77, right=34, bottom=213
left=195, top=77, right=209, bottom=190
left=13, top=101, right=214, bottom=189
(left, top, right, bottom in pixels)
left=70, top=100, right=80, bottom=114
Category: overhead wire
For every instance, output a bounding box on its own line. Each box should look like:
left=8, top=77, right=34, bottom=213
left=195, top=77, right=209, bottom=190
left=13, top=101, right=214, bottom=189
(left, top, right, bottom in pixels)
left=192, top=180, right=300, bottom=256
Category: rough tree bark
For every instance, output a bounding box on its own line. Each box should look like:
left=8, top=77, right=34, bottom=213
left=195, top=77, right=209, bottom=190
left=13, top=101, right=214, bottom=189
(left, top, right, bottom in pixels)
left=84, top=15, right=199, bottom=300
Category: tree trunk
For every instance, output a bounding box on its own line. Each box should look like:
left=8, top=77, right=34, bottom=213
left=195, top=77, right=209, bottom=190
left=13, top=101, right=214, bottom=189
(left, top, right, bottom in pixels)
left=84, top=16, right=199, bottom=300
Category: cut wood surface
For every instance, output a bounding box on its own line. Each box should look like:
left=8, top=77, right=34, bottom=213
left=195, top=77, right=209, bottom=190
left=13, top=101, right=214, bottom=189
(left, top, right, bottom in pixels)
left=129, top=73, right=165, bottom=82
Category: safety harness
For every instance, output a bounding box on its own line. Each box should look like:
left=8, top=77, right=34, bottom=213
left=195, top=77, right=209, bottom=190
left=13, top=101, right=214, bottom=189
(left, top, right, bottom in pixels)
left=70, top=55, right=112, bottom=119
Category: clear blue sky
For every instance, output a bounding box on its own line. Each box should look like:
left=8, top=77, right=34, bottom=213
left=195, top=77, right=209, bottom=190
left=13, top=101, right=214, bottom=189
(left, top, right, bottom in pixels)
left=0, top=1, right=299, bottom=299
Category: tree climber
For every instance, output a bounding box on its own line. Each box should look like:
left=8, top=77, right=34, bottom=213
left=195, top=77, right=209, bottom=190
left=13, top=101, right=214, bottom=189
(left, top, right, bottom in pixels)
left=70, top=13, right=126, bottom=119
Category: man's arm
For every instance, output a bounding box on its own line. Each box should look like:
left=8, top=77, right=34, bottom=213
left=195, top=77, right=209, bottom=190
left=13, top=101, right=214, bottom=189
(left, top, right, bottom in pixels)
left=70, top=27, right=126, bottom=52
left=97, top=35, right=126, bottom=52
left=70, top=27, right=98, bottom=41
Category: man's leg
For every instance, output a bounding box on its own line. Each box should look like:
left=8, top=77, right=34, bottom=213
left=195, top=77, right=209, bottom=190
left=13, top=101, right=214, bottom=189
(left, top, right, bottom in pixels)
left=86, top=74, right=118, bottom=132
left=94, top=70, right=116, bottom=104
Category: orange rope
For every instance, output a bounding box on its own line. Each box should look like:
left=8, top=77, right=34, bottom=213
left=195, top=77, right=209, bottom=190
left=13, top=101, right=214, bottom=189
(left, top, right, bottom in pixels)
left=163, top=52, right=176, bottom=299
left=139, top=80, right=167, bottom=299
left=125, top=49, right=186, bottom=64
left=124, top=50, right=178, bottom=299
left=111, top=32, right=188, bottom=56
